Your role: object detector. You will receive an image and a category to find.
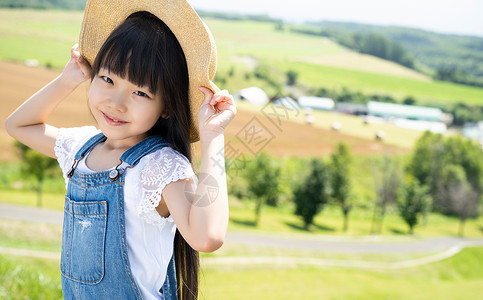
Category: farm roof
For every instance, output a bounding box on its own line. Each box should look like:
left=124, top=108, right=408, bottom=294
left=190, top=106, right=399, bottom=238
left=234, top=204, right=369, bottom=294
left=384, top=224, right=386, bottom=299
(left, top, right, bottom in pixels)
left=367, top=101, right=442, bottom=121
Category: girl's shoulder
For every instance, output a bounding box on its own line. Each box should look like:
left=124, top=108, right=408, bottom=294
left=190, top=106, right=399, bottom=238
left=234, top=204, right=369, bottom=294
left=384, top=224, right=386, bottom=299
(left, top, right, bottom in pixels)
left=138, top=146, right=195, bottom=186
left=54, top=126, right=100, bottom=185
left=130, top=146, right=196, bottom=225
left=55, top=126, right=101, bottom=157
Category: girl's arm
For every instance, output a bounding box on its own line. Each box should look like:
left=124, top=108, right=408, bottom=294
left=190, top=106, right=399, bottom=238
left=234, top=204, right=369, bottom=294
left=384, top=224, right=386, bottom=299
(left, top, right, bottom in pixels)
left=5, top=45, right=91, bottom=158
left=163, top=87, right=236, bottom=252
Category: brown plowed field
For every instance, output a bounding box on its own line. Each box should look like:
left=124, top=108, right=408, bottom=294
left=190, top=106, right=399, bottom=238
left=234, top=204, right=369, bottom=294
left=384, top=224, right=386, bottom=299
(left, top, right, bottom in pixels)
left=0, top=61, right=406, bottom=161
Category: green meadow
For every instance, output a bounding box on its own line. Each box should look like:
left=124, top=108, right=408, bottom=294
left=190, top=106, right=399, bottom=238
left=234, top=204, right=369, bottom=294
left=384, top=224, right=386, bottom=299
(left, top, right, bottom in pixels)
left=0, top=9, right=81, bottom=69
left=1, top=241, right=483, bottom=299
left=1, top=216, right=482, bottom=299
left=276, top=61, right=483, bottom=106
left=1, top=9, right=483, bottom=105
left=201, top=247, right=483, bottom=300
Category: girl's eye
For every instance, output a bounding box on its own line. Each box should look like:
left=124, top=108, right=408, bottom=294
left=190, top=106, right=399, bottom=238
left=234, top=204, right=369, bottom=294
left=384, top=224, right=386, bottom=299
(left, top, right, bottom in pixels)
left=102, top=76, right=113, bottom=84
left=134, top=91, right=149, bottom=98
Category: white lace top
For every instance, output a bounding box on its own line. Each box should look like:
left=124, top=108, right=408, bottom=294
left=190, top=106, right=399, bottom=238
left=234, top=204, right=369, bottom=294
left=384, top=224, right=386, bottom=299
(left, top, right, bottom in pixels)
left=54, top=126, right=196, bottom=300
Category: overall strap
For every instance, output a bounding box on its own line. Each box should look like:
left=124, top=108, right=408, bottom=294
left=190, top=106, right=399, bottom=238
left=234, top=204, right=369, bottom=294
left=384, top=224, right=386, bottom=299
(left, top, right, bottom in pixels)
left=74, top=133, right=107, bottom=160
left=121, top=135, right=169, bottom=167
left=67, top=133, right=107, bottom=178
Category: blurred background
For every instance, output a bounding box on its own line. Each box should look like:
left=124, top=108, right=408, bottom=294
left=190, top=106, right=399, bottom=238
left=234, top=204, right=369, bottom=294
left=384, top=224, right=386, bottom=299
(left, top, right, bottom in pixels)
left=0, top=0, right=482, bottom=299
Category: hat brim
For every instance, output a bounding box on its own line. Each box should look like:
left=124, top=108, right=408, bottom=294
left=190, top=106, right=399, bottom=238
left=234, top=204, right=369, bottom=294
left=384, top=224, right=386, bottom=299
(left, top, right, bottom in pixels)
left=79, top=0, right=217, bottom=142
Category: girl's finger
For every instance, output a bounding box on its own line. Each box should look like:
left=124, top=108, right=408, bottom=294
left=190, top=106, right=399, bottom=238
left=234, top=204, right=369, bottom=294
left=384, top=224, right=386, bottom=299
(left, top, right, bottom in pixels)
left=71, top=44, right=80, bottom=58
left=211, top=92, right=233, bottom=106
left=74, top=56, right=92, bottom=79
left=199, top=86, right=215, bottom=107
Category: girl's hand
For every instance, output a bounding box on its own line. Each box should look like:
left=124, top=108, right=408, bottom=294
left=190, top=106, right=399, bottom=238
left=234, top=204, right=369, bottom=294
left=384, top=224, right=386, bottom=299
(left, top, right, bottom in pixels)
left=60, top=44, right=91, bottom=87
left=198, top=86, right=237, bottom=135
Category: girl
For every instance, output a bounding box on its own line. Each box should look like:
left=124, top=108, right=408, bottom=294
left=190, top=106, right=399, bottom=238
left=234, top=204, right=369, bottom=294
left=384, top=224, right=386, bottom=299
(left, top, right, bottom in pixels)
left=5, top=5, right=235, bottom=300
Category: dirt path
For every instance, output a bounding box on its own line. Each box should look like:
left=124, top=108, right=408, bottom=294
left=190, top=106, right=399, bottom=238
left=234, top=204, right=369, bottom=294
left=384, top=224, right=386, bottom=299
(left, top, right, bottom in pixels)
left=2, top=202, right=483, bottom=269
left=2, top=202, right=482, bottom=256
left=1, top=240, right=482, bottom=270
left=201, top=241, right=481, bottom=269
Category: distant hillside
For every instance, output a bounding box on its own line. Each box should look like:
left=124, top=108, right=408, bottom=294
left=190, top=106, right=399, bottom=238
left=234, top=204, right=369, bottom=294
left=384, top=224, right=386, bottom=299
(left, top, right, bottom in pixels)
left=6, top=0, right=482, bottom=86
left=0, top=0, right=85, bottom=9
left=305, top=21, right=483, bottom=86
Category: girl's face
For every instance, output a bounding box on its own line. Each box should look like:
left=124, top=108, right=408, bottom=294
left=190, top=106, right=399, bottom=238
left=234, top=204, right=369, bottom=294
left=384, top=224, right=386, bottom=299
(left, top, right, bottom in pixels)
left=88, top=68, right=164, bottom=149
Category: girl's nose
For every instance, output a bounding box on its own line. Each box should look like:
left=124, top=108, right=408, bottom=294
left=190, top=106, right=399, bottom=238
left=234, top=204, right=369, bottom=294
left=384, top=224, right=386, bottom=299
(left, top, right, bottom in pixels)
left=107, top=90, right=128, bottom=112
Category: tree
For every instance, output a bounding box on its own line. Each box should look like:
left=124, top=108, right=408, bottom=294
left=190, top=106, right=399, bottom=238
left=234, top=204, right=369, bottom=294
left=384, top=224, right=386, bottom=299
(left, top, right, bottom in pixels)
left=409, top=132, right=483, bottom=205
left=398, top=177, right=432, bottom=234
left=294, top=159, right=329, bottom=230
left=286, top=70, right=298, bottom=86
left=360, top=34, right=390, bottom=59
left=409, top=132, right=483, bottom=214
left=437, top=164, right=480, bottom=236
left=245, top=153, right=281, bottom=226
left=14, top=142, right=58, bottom=207
left=443, top=136, right=483, bottom=196
left=330, top=142, right=352, bottom=231
left=407, top=131, right=446, bottom=206
left=403, top=96, right=416, bottom=105
left=371, top=156, right=403, bottom=234
left=274, top=21, right=285, bottom=31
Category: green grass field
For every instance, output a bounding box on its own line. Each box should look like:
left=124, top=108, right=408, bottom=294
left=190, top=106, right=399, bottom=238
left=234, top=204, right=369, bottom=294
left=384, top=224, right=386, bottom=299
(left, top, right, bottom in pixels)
left=277, top=61, right=483, bottom=106
left=1, top=9, right=483, bottom=106
left=0, top=9, right=81, bottom=70
left=200, top=247, right=483, bottom=300
left=1, top=246, right=482, bottom=300
left=0, top=216, right=482, bottom=299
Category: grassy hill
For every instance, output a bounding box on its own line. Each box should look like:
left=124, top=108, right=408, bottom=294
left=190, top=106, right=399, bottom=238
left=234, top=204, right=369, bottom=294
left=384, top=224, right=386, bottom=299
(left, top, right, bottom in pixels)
left=1, top=9, right=482, bottom=107
left=306, top=21, right=483, bottom=81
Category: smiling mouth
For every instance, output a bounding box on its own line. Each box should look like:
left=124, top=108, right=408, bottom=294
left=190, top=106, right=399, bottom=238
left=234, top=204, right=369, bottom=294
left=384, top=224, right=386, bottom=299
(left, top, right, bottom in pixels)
left=103, top=113, right=127, bottom=126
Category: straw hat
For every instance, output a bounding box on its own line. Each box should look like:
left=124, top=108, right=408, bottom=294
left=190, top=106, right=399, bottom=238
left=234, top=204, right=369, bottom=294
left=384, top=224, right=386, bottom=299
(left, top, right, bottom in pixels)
left=79, top=0, right=217, bottom=142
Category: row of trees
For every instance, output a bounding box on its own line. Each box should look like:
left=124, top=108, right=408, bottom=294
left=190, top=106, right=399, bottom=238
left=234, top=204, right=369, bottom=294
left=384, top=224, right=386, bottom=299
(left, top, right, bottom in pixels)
left=337, top=33, right=415, bottom=69
left=230, top=132, right=483, bottom=237
left=11, top=129, right=483, bottom=237
left=435, top=66, right=483, bottom=88
left=290, top=26, right=415, bottom=69
left=300, top=21, right=483, bottom=87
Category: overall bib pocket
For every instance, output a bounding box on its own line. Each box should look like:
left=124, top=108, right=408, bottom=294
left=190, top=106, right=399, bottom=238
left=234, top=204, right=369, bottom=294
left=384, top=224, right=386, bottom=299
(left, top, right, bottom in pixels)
left=61, top=197, right=107, bottom=284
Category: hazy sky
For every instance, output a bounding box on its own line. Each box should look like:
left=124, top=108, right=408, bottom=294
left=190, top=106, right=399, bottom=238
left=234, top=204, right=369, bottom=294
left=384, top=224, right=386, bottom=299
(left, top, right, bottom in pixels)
left=188, top=0, right=482, bottom=37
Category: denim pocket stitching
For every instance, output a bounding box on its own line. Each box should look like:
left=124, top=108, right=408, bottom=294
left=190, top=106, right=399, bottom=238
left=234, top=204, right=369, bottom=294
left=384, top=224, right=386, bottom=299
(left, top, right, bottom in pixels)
left=61, top=197, right=107, bottom=285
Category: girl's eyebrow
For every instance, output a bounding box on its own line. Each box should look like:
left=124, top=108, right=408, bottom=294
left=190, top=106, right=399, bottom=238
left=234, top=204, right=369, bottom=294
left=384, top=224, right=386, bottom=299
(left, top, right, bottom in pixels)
left=98, top=67, right=111, bottom=74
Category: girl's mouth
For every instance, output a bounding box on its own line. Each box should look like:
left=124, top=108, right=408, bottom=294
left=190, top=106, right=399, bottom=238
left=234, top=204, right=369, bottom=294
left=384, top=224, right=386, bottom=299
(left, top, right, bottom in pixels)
left=103, top=113, right=127, bottom=126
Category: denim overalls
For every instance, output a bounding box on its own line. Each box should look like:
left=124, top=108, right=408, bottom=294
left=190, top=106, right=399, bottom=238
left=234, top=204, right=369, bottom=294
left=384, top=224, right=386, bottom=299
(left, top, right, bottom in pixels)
left=61, top=133, right=177, bottom=300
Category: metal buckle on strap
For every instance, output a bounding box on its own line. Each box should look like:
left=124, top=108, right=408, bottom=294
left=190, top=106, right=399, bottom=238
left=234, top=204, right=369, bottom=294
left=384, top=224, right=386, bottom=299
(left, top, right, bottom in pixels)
left=67, top=159, right=80, bottom=178
left=108, top=160, right=132, bottom=181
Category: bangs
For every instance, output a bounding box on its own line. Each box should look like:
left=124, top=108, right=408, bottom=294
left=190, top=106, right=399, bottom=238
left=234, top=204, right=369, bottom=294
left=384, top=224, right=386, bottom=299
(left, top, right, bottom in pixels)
left=92, top=13, right=169, bottom=95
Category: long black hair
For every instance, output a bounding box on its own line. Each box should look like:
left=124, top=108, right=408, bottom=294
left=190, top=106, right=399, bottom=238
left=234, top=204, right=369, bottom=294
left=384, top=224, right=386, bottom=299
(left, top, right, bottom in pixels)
left=91, top=11, right=198, bottom=300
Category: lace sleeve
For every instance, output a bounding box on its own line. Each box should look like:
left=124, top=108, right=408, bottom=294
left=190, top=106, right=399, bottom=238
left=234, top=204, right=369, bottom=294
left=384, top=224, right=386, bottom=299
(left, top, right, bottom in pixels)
left=54, top=126, right=100, bottom=187
left=137, top=147, right=196, bottom=225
